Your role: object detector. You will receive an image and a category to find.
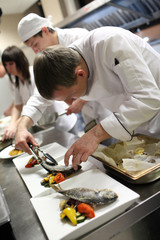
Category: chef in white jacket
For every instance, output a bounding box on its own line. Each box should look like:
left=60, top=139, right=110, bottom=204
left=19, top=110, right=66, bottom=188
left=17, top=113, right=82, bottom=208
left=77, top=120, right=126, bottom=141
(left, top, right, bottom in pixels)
left=31, top=26, right=160, bottom=170
left=16, top=13, right=114, bottom=150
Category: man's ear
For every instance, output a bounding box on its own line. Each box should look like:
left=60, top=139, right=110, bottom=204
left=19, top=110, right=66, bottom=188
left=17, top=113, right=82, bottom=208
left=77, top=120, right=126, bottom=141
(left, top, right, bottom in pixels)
left=41, top=26, right=49, bottom=34
left=75, top=68, right=86, bottom=77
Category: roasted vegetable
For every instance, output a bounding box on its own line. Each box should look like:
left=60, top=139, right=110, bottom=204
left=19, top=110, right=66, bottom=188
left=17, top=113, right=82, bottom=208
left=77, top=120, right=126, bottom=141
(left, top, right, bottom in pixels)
left=49, top=175, right=55, bottom=184
left=25, top=157, right=38, bottom=168
left=54, top=172, right=65, bottom=183
left=60, top=207, right=77, bottom=226
left=76, top=215, right=86, bottom=223
left=77, top=203, right=95, bottom=219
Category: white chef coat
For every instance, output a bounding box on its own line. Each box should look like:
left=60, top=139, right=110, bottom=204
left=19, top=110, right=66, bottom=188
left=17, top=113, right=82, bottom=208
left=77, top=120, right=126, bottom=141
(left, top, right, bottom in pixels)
left=55, top=27, right=89, bottom=46
left=15, top=66, right=76, bottom=131
left=22, top=27, right=91, bottom=131
left=82, top=101, right=111, bottom=124
left=70, top=26, right=160, bottom=141
left=25, top=88, right=77, bottom=132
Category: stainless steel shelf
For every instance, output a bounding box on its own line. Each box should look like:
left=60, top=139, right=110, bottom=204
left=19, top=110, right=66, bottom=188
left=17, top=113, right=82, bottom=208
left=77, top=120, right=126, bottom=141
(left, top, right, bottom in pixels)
left=56, top=0, right=160, bottom=31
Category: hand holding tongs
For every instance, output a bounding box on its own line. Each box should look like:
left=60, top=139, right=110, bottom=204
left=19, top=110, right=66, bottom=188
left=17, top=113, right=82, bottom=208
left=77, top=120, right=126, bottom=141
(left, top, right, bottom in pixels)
left=27, top=142, right=58, bottom=165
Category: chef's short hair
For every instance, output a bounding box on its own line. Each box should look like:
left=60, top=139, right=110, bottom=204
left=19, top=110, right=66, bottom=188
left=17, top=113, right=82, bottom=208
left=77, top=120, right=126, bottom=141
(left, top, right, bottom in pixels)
left=34, top=45, right=81, bottom=100
left=25, top=27, right=55, bottom=42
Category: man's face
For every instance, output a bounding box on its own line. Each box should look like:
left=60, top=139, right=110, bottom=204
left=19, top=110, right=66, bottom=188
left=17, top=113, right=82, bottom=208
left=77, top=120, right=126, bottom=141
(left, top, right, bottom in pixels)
left=25, top=34, right=50, bottom=53
left=52, top=76, right=87, bottom=103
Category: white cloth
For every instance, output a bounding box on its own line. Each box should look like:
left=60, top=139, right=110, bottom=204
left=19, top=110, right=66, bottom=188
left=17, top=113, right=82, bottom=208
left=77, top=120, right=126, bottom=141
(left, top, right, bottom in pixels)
left=70, top=26, right=160, bottom=141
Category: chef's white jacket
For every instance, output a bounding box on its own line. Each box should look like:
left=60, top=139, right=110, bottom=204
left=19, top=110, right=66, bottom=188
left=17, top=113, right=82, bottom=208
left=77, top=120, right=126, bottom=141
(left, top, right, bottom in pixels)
left=70, top=26, right=160, bottom=141
left=16, top=66, right=77, bottom=131
left=22, top=27, right=91, bottom=131
left=82, top=101, right=111, bottom=124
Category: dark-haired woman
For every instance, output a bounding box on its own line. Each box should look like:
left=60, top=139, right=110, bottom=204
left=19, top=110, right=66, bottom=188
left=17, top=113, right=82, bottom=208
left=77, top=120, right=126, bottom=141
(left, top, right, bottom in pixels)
left=1, top=45, right=35, bottom=140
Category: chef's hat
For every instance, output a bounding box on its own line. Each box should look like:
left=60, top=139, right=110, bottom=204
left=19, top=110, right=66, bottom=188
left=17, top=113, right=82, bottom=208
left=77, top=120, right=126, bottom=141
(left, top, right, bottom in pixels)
left=18, top=13, right=54, bottom=42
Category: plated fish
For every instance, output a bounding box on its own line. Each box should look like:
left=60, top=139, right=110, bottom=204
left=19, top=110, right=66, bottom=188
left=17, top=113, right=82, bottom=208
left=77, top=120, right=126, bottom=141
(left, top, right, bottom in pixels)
left=40, top=157, right=81, bottom=175
left=51, top=185, right=118, bottom=205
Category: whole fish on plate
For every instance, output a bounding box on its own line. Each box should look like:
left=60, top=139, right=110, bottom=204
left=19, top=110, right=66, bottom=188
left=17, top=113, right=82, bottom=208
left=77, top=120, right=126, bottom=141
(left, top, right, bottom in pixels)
left=51, top=185, right=118, bottom=205
left=27, top=143, right=81, bottom=175
left=40, top=158, right=81, bottom=175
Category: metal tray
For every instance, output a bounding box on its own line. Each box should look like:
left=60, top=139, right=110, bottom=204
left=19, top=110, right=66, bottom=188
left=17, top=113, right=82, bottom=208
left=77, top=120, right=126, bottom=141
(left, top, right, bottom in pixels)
left=93, top=135, right=160, bottom=184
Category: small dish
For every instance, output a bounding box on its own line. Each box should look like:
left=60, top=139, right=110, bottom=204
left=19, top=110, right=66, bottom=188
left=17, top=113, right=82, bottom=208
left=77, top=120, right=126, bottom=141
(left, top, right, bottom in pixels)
left=0, top=145, right=23, bottom=159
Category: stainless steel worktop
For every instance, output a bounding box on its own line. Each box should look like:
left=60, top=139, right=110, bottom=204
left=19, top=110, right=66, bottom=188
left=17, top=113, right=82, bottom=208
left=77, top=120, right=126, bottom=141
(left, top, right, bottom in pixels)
left=0, top=127, right=160, bottom=240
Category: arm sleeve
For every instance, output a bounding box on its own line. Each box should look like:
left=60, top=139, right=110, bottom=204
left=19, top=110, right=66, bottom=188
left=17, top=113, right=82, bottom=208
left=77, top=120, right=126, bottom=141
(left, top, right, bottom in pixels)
left=21, top=92, right=53, bottom=124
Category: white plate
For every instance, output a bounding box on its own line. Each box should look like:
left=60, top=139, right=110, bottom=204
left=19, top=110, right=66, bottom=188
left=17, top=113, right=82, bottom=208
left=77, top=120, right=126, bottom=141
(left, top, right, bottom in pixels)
left=13, top=142, right=97, bottom=196
left=0, top=145, right=24, bottom=159
left=31, top=169, right=140, bottom=240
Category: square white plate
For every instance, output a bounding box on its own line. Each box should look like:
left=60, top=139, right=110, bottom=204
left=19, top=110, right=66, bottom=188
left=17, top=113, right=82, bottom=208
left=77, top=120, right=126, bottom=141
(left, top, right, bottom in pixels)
left=13, top=142, right=97, bottom=196
left=31, top=168, right=140, bottom=240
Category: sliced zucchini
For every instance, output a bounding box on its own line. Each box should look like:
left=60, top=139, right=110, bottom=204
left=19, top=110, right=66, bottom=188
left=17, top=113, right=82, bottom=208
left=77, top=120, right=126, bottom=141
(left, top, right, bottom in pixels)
left=77, top=215, right=86, bottom=223
left=76, top=211, right=81, bottom=217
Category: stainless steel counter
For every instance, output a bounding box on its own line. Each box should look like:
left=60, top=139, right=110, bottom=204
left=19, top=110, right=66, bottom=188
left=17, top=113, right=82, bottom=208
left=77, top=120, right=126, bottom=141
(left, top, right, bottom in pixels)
left=0, top=127, right=160, bottom=240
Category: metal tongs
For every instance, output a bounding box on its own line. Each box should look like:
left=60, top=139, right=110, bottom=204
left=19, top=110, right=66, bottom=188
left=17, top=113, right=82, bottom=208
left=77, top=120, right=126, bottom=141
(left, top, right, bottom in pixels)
left=27, top=142, right=58, bottom=165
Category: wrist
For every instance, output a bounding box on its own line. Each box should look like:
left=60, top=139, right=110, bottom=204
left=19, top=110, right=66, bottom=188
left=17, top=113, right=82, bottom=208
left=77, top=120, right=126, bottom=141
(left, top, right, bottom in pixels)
left=18, top=116, right=33, bottom=130
left=89, top=123, right=111, bottom=143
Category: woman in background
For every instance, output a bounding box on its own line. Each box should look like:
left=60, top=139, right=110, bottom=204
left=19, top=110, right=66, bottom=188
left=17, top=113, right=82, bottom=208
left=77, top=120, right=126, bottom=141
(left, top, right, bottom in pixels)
left=1, top=45, right=35, bottom=140
left=1, top=46, right=78, bottom=141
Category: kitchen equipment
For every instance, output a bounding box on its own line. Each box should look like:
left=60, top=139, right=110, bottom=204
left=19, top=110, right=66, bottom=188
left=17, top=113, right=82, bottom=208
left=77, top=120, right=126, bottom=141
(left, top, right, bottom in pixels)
left=93, top=135, right=160, bottom=184
left=28, top=142, right=58, bottom=165
left=37, top=112, right=67, bottom=127
left=49, top=111, right=67, bottom=123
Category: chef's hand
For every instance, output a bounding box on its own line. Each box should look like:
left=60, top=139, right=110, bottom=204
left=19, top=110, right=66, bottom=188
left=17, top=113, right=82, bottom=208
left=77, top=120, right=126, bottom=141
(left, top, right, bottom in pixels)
left=15, top=127, right=39, bottom=154
left=66, top=99, right=88, bottom=115
left=64, top=123, right=111, bottom=170
left=2, top=123, right=17, bottom=141
left=15, top=116, right=39, bottom=154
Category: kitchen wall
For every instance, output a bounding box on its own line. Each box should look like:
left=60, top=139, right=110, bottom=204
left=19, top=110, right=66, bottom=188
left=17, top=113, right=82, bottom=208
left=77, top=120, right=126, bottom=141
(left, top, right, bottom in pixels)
left=41, top=0, right=64, bottom=25
left=0, top=0, right=67, bottom=116
left=0, top=4, right=40, bottom=117
left=0, top=14, right=22, bottom=117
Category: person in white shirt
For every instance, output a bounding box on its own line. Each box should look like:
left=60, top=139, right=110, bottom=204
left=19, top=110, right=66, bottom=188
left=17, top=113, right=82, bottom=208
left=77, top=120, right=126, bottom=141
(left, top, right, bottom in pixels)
left=1, top=46, right=77, bottom=140
left=1, top=46, right=35, bottom=140
left=15, top=13, right=114, bottom=152
left=31, top=26, right=160, bottom=170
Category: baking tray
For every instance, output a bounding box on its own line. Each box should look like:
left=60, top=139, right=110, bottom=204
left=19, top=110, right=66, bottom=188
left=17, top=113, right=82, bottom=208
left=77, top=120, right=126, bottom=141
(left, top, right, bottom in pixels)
left=93, top=135, right=160, bottom=184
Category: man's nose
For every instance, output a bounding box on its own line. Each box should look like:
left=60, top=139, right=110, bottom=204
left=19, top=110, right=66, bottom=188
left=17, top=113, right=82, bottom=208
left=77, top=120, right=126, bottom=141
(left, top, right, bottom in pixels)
left=32, top=46, right=39, bottom=54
